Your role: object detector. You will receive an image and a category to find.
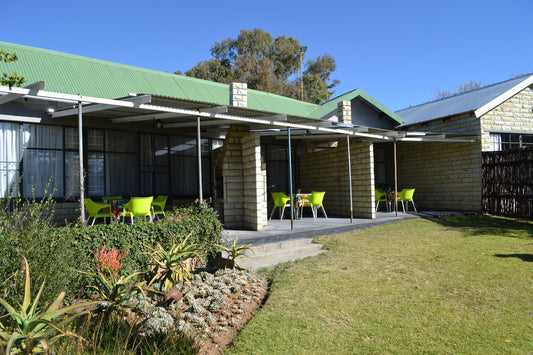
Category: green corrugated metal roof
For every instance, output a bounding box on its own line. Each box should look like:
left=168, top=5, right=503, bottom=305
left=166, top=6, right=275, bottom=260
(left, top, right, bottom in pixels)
left=0, top=41, right=401, bottom=124
left=307, top=89, right=404, bottom=124
left=248, top=88, right=319, bottom=117
left=0, top=41, right=230, bottom=104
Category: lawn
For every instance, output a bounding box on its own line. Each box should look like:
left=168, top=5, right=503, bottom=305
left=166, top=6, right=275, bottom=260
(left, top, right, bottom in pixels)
left=228, top=216, right=533, bottom=354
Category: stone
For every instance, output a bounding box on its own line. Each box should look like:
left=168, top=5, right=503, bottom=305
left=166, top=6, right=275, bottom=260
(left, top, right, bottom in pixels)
left=164, top=288, right=183, bottom=306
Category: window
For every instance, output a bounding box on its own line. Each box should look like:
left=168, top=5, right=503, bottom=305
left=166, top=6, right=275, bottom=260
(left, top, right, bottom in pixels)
left=263, top=144, right=290, bottom=193
left=0, top=122, right=21, bottom=197
left=169, top=137, right=210, bottom=196
left=1, top=123, right=216, bottom=199
left=489, top=132, right=533, bottom=151
left=22, top=125, right=63, bottom=198
left=105, top=130, right=138, bottom=196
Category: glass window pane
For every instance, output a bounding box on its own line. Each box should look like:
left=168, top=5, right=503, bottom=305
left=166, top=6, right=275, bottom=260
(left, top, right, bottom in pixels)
left=22, top=150, right=63, bottom=198
left=0, top=122, right=21, bottom=197
left=105, top=153, right=138, bottom=196
left=169, top=137, right=197, bottom=157
left=522, top=134, right=533, bottom=147
left=489, top=133, right=502, bottom=151
left=88, top=153, right=104, bottom=196
left=64, top=152, right=80, bottom=199
left=106, top=131, right=137, bottom=152
left=23, top=125, right=62, bottom=149
left=65, top=127, right=79, bottom=150
left=170, top=155, right=197, bottom=195
left=87, top=129, right=104, bottom=151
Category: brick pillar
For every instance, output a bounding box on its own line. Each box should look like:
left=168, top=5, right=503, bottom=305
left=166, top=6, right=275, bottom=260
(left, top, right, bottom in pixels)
left=348, top=140, right=375, bottom=219
left=230, top=83, right=248, bottom=107
left=337, top=100, right=352, bottom=124
left=220, top=124, right=267, bottom=230
left=242, top=132, right=267, bottom=230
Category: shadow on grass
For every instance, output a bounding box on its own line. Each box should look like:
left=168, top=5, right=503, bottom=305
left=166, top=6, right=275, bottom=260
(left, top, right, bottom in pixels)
left=430, top=215, right=533, bottom=239
left=494, top=253, right=533, bottom=262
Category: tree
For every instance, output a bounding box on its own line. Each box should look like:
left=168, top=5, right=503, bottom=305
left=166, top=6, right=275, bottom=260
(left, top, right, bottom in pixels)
left=433, top=80, right=483, bottom=100
left=0, top=50, right=26, bottom=87
left=179, top=29, right=340, bottom=104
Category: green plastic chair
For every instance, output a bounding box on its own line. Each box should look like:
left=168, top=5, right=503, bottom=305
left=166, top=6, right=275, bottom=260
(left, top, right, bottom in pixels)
left=269, top=192, right=291, bottom=220
left=85, top=198, right=113, bottom=226
left=375, top=189, right=389, bottom=212
left=123, top=196, right=154, bottom=224
left=152, top=195, right=168, bottom=220
left=397, top=189, right=417, bottom=213
left=309, top=191, right=328, bottom=221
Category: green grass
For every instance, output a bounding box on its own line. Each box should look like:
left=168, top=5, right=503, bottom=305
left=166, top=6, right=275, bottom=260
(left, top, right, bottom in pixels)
left=228, top=216, right=533, bottom=354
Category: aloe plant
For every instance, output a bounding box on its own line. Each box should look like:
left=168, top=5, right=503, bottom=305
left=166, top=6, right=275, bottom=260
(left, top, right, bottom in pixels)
left=0, top=254, right=96, bottom=354
left=80, top=246, right=146, bottom=311
left=146, top=231, right=203, bottom=292
left=217, top=235, right=254, bottom=269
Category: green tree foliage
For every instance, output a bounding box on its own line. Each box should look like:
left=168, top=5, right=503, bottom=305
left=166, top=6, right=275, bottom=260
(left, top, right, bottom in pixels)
left=180, top=29, right=340, bottom=104
left=0, top=49, right=26, bottom=87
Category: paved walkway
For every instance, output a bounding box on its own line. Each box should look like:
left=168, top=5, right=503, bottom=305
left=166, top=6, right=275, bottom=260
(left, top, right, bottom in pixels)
left=224, top=212, right=420, bottom=246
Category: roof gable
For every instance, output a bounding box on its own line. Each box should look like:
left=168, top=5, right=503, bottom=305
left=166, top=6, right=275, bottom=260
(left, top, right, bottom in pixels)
left=307, top=89, right=404, bottom=124
left=396, top=74, right=533, bottom=126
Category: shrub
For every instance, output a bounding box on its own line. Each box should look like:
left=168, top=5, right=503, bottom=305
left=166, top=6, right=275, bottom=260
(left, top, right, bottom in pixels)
left=0, top=254, right=96, bottom=354
left=0, top=181, right=77, bottom=306
left=66, top=202, right=223, bottom=296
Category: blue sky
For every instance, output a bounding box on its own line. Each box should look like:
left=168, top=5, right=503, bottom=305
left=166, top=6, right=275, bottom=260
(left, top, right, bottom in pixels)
left=4, top=0, right=533, bottom=110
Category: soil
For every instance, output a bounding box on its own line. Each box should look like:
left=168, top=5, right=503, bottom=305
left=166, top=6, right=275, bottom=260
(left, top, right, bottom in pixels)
left=197, top=273, right=269, bottom=355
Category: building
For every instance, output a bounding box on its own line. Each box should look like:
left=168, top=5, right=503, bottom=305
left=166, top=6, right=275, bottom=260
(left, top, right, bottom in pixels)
left=396, top=74, right=533, bottom=212
left=0, top=41, right=477, bottom=229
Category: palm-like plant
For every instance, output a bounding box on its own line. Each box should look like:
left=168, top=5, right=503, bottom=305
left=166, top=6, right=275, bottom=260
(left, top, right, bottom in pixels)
left=217, top=235, right=254, bottom=269
left=146, top=232, right=203, bottom=292
left=0, top=254, right=96, bottom=354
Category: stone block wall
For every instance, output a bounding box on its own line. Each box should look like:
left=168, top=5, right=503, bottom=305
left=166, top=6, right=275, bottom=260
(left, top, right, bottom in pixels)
left=299, top=139, right=375, bottom=218
left=404, top=112, right=481, bottom=135
left=219, top=125, right=267, bottom=230
left=337, top=100, right=352, bottom=124
left=242, top=132, right=268, bottom=230
left=480, top=86, right=533, bottom=151
left=396, top=141, right=482, bottom=212
left=230, top=83, right=248, bottom=108
left=54, top=201, right=80, bottom=225
left=398, top=111, right=482, bottom=212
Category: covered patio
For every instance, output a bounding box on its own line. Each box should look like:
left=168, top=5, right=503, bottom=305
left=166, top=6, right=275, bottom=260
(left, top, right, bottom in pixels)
left=0, top=82, right=477, bottom=231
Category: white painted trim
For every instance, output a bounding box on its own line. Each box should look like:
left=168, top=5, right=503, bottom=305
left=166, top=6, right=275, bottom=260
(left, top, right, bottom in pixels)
left=199, top=106, right=228, bottom=114
left=0, top=81, right=46, bottom=105
left=0, top=114, right=42, bottom=123
left=165, top=119, right=241, bottom=128
left=0, top=85, right=150, bottom=108
left=51, top=95, right=151, bottom=118
left=111, top=112, right=188, bottom=123
left=474, top=75, right=533, bottom=117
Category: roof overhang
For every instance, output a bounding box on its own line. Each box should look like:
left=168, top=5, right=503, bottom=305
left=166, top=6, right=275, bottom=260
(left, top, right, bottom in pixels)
left=0, top=84, right=478, bottom=144
left=475, top=74, right=533, bottom=117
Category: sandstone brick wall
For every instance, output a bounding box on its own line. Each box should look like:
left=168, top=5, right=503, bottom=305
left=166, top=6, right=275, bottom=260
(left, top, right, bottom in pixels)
left=396, top=141, right=482, bottom=212
left=54, top=201, right=80, bottom=225
left=395, top=86, right=533, bottom=212
left=398, top=109, right=482, bottom=212
left=480, top=86, right=533, bottom=151
left=404, top=112, right=481, bottom=135
left=241, top=132, right=268, bottom=230
left=220, top=125, right=267, bottom=230
left=299, top=139, right=375, bottom=218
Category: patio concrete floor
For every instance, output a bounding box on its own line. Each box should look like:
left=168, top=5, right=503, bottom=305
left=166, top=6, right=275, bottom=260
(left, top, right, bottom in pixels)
left=223, top=211, right=426, bottom=247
